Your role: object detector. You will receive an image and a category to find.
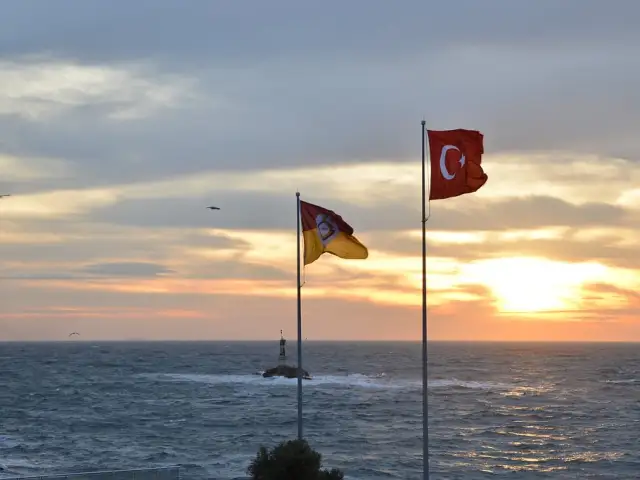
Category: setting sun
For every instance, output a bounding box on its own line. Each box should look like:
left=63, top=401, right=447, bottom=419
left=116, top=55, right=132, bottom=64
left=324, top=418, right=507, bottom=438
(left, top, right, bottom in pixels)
left=462, top=257, right=609, bottom=313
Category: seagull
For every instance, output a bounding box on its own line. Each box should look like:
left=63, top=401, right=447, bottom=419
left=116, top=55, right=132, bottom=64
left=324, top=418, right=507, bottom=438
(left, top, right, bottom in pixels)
left=207, top=206, right=220, bottom=210
left=0, top=194, right=10, bottom=199
left=69, top=332, right=79, bottom=337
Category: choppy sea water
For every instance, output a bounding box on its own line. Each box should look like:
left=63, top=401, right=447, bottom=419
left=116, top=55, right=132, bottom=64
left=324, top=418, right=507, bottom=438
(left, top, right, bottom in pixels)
left=0, top=341, right=638, bottom=479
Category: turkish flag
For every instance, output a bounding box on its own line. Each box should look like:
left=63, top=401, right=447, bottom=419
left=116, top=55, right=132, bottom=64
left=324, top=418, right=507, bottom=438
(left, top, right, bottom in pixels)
left=427, top=129, right=488, bottom=200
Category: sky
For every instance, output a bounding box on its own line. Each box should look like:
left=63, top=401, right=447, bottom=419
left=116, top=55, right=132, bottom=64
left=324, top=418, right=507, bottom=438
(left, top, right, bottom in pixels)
left=1, top=1, right=640, bottom=341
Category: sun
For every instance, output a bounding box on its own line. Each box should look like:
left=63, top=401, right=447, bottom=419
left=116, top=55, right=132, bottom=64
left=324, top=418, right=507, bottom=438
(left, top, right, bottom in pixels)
left=461, top=257, right=608, bottom=313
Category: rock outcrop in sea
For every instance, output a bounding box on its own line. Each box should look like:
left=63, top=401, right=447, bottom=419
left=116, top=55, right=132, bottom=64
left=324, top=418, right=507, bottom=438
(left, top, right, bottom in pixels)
left=262, top=364, right=311, bottom=380
left=261, top=331, right=312, bottom=380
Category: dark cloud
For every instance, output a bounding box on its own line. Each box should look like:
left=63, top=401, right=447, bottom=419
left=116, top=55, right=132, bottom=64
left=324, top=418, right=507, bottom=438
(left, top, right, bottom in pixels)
left=79, top=261, right=172, bottom=277
left=0, top=285, right=430, bottom=341
left=82, top=191, right=419, bottom=231
left=0, top=83, right=423, bottom=187
left=86, top=193, right=638, bottom=233
left=0, top=268, right=284, bottom=284
left=87, top=195, right=258, bottom=230
left=0, top=272, right=81, bottom=281
left=1, top=193, right=636, bottom=285
left=0, top=1, right=637, bottom=64
left=0, top=220, right=271, bottom=282
left=6, top=44, right=639, bottom=189
left=429, top=196, right=632, bottom=231
left=0, top=259, right=289, bottom=282
left=570, top=283, right=640, bottom=322
left=492, top=236, right=640, bottom=269
left=481, top=71, right=640, bottom=159
left=0, top=0, right=638, bottom=194
left=582, top=283, right=640, bottom=305
left=187, top=260, right=291, bottom=282
left=0, top=1, right=639, bottom=342
left=0, top=262, right=174, bottom=280
left=0, top=223, right=245, bottom=264
left=367, top=229, right=640, bottom=270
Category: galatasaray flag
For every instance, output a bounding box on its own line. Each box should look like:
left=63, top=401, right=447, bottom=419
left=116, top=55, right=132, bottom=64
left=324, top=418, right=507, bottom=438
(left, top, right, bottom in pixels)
left=300, top=200, right=368, bottom=266
left=428, top=129, right=488, bottom=200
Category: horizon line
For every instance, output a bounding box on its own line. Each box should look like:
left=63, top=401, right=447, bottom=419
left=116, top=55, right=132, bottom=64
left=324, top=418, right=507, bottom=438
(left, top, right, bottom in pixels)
left=1, top=339, right=639, bottom=344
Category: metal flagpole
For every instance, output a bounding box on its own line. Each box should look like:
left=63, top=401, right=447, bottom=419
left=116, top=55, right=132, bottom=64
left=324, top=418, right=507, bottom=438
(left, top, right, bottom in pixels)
left=421, top=120, right=430, bottom=479
left=296, top=191, right=303, bottom=440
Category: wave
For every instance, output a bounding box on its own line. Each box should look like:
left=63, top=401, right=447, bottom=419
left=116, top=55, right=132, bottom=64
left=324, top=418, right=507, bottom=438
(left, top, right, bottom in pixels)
left=140, top=373, right=402, bottom=389
left=139, top=373, right=520, bottom=391
left=429, top=379, right=517, bottom=390
left=604, top=379, right=639, bottom=385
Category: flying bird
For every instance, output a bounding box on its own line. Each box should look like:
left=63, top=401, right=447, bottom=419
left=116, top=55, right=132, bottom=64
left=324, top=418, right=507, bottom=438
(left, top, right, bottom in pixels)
left=0, top=194, right=10, bottom=198
left=207, top=206, right=220, bottom=210
left=69, top=332, right=79, bottom=337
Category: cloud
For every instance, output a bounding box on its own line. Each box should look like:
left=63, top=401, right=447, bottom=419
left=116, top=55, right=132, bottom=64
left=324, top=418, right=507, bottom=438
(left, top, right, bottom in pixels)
left=0, top=262, right=174, bottom=281
left=0, top=2, right=638, bottom=193
left=0, top=1, right=639, bottom=340
left=183, top=259, right=291, bottom=281
left=81, top=193, right=638, bottom=233
left=429, top=196, right=634, bottom=231
left=0, top=153, right=70, bottom=182
left=4, top=150, right=638, bottom=229
left=78, top=262, right=173, bottom=278
left=369, top=228, right=640, bottom=271
left=580, top=283, right=640, bottom=318
left=0, top=188, right=117, bottom=218
left=0, top=224, right=253, bottom=280
left=0, top=306, right=207, bottom=320
left=0, top=58, right=199, bottom=122
left=1, top=1, right=637, bottom=64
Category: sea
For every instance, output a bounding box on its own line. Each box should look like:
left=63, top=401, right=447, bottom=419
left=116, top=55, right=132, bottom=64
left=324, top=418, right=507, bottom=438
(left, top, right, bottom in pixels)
left=0, top=341, right=638, bottom=479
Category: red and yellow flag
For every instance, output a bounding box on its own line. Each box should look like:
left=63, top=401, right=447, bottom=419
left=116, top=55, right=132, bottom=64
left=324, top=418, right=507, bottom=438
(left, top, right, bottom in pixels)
left=300, top=200, right=368, bottom=266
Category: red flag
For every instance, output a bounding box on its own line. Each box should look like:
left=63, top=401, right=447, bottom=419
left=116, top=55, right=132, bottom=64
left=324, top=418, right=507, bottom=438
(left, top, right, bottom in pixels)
left=427, top=129, right=487, bottom=200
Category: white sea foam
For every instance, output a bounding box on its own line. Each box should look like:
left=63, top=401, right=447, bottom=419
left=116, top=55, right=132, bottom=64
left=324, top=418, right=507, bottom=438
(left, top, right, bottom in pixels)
left=429, top=379, right=517, bottom=390
left=140, top=373, right=520, bottom=391
left=604, top=378, right=639, bottom=385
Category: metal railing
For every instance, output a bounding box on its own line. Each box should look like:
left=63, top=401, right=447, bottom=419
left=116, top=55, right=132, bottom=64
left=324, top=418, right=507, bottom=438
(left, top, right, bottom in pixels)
left=0, top=466, right=180, bottom=480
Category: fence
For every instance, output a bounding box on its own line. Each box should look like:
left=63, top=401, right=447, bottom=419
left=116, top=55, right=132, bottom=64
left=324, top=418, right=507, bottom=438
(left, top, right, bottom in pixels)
left=0, top=467, right=180, bottom=480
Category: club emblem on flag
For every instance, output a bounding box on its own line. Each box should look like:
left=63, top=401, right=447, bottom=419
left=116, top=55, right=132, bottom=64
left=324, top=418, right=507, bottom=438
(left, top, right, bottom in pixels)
left=316, top=214, right=338, bottom=244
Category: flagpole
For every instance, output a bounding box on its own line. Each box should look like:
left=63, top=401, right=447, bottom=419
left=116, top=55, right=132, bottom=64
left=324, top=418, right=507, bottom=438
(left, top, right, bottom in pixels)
left=296, top=191, right=303, bottom=440
left=421, top=120, right=430, bottom=480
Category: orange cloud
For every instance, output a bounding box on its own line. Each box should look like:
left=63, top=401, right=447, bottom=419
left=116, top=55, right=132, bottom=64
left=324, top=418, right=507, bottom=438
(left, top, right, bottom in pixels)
left=1, top=151, right=640, bottom=341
